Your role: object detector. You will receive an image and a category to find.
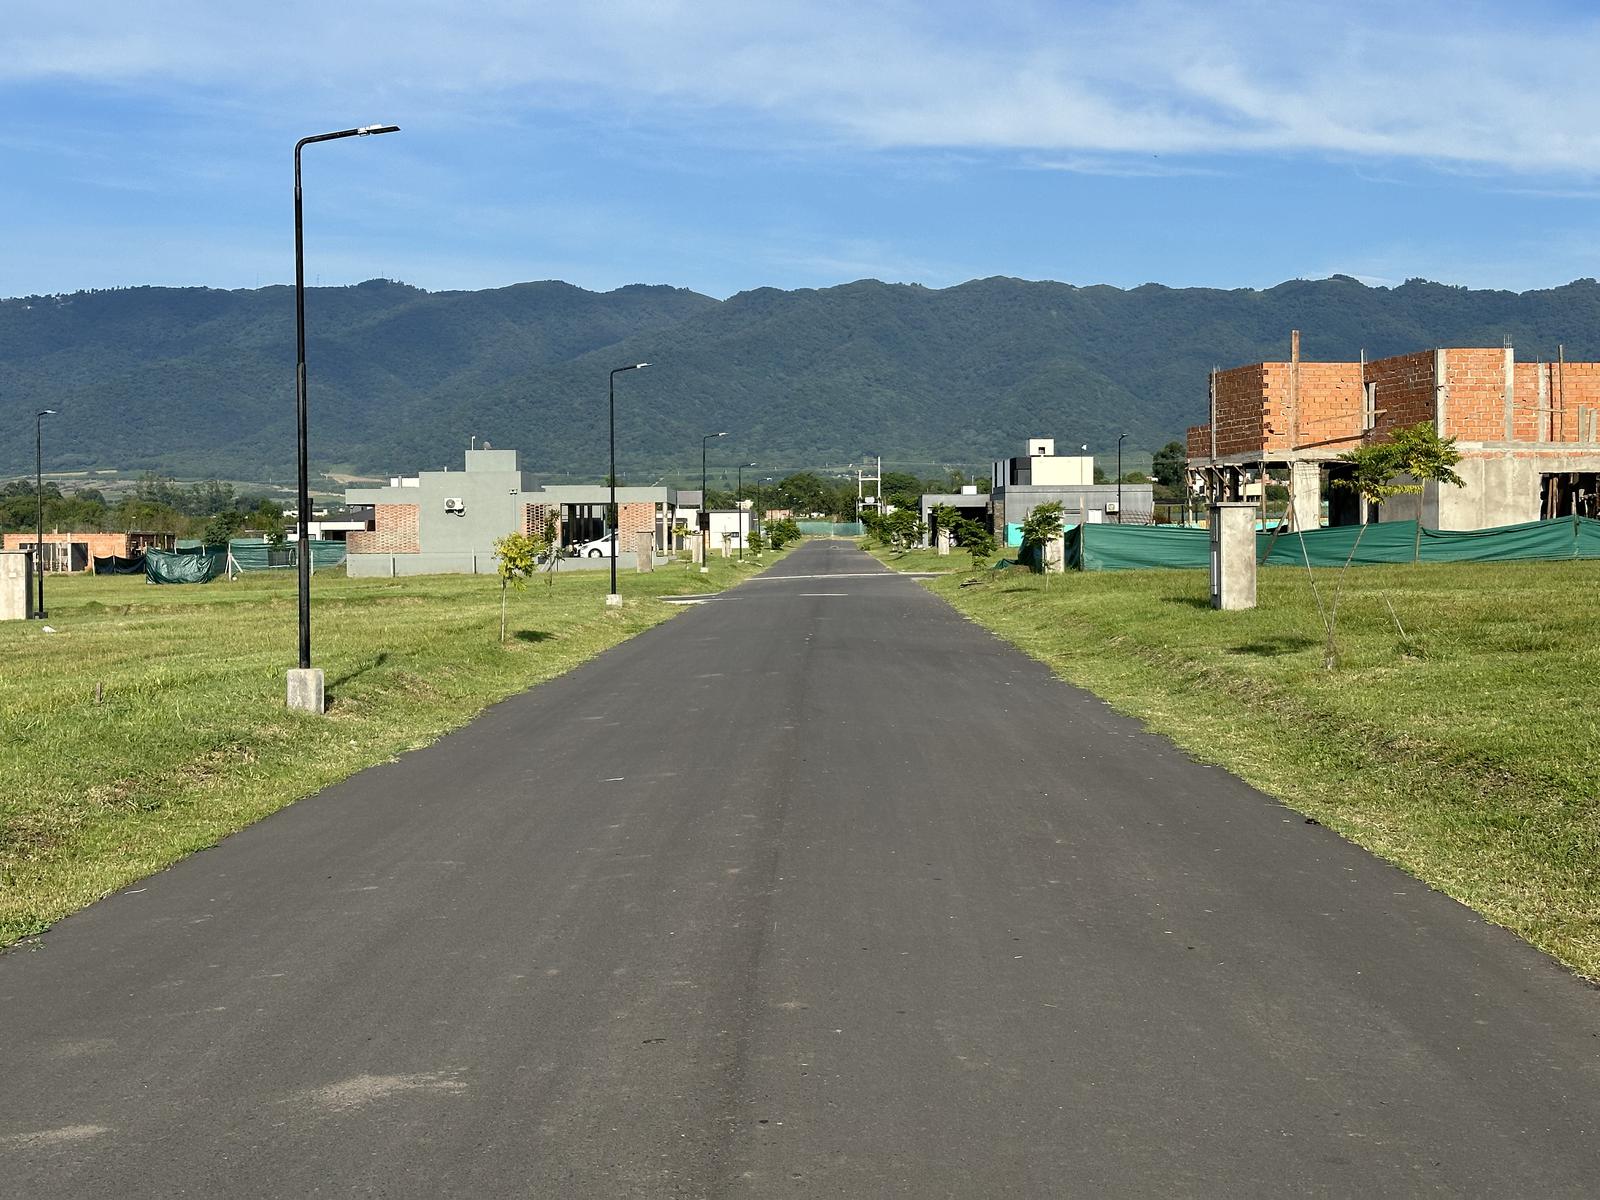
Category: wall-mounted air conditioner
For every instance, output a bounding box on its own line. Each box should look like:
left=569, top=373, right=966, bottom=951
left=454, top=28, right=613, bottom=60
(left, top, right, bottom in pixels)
left=444, top=497, right=465, bottom=514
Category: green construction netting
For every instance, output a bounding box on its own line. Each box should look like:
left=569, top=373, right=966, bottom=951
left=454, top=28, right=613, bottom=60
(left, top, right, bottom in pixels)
left=145, top=547, right=226, bottom=583
left=226, top=539, right=347, bottom=572
left=1066, top=515, right=1600, bottom=572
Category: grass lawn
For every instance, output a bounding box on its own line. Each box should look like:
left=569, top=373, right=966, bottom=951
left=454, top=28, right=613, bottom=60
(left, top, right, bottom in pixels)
left=868, top=545, right=1600, bottom=980
left=0, top=546, right=793, bottom=947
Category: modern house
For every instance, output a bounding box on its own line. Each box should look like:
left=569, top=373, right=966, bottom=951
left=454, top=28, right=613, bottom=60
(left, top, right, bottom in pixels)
left=1185, top=334, right=1600, bottom=528
left=988, top=438, right=1153, bottom=542
left=343, top=447, right=681, bottom=576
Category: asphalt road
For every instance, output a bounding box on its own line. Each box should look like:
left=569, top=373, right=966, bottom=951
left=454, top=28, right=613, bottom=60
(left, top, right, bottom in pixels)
left=4, top=540, right=1598, bottom=1197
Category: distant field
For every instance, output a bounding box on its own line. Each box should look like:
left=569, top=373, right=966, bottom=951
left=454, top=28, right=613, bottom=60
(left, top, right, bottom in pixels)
left=0, top=549, right=788, bottom=947
left=870, top=545, right=1600, bottom=979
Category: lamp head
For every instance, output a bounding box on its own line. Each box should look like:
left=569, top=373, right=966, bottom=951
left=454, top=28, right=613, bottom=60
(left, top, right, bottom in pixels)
left=358, top=124, right=400, bottom=136
left=635, top=362, right=649, bottom=369
left=38, top=409, right=57, bottom=418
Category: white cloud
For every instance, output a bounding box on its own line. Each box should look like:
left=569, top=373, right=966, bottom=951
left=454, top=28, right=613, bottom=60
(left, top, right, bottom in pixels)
left=11, top=1, right=1600, bottom=176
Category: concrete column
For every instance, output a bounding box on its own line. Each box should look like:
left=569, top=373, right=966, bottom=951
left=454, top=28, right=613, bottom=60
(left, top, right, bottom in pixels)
left=1288, top=461, right=1321, bottom=530
left=935, top=527, right=952, bottom=556
left=634, top=531, right=654, bottom=572
left=287, top=668, right=325, bottom=714
left=1209, top=502, right=1257, bottom=611
left=1043, top=534, right=1065, bottom=573
left=0, top=550, right=33, bottom=621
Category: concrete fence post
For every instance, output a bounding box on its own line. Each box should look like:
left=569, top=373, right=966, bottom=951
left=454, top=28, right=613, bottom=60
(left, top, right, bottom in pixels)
left=635, top=531, right=654, bottom=572
left=1210, top=502, right=1257, bottom=610
left=0, top=550, right=33, bottom=621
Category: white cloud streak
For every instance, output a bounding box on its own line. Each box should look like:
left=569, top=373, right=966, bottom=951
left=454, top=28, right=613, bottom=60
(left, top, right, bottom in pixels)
left=10, top=0, right=1600, bottom=176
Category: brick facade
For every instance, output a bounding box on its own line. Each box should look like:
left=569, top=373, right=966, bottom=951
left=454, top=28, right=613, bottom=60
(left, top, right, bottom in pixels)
left=616, top=502, right=656, bottom=542
left=346, top=503, right=419, bottom=554
left=1191, top=346, right=1600, bottom=460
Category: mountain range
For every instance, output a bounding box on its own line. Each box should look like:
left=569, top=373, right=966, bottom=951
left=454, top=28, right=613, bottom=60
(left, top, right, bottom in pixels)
left=5, top=274, right=1600, bottom=484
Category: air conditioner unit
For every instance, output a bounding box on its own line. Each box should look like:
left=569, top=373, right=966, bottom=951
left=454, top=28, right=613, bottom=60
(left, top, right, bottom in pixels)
left=444, top=497, right=465, bottom=514
left=1103, top=501, right=1119, bottom=513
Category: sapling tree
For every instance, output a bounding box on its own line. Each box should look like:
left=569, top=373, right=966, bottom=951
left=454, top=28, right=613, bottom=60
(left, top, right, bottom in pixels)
left=1319, top=421, right=1464, bottom=669
left=492, top=531, right=544, bottom=643
left=1019, top=501, right=1065, bottom=582
left=952, top=516, right=997, bottom=575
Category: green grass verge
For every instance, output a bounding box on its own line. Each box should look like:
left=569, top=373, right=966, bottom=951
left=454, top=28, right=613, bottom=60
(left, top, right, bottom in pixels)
left=0, top=546, right=793, bottom=947
left=868, top=545, right=1600, bottom=980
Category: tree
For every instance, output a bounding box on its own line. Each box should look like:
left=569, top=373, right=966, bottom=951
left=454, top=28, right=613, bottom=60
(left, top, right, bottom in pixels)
left=255, top=500, right=287, bottom=548
left=951, top=516, right=996, bottom=574
left=1019, top=501, right=1065, bottom=579
left=882, top=507, right=925, bottom=550
left=1315, top=421, right=1464, bottom=668
left=492, top=531, right=544, bottom=643
left=1152, top=441, right=1187, bottom=490
left=201, top=509, right=245, bottom=547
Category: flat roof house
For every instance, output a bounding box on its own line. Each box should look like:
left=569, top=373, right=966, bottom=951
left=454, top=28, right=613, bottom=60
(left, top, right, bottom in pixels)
left=988, top=437, right=1153, bottom=542
left=344, top=448, right=680, bottom=576
left=1187, top=333, right=1600, bottom=529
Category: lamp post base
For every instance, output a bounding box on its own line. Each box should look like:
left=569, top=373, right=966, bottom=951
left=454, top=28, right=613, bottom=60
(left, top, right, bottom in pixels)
left=605, top=593, right=623, bottom=608
left=287, top=667, right=325, bottom=714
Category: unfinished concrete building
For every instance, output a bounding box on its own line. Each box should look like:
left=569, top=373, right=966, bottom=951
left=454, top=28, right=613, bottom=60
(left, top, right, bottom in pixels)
left=1187, top=333, right=1600, bottom=529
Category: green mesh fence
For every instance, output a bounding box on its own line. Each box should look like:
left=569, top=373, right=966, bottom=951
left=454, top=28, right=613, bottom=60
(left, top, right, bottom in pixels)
left=1064, top=515, right=1600, bottom=572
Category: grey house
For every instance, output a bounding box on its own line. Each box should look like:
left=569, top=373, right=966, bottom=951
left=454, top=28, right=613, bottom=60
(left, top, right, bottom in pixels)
left=345, top=448, right=679, bottom=576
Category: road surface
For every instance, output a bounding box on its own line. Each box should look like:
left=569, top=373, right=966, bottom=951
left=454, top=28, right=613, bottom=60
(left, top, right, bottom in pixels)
left=3, top=540, right=1598, bottom=1196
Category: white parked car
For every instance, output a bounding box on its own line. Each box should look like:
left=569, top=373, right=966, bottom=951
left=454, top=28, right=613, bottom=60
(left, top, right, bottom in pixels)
left=571, top=534, right=616, bottom=557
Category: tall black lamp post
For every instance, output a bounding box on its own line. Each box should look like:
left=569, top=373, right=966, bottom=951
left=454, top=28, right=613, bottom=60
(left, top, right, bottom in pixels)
left=34, top=408, right=56, bottom=619
left=700, top=430, right=727, bottom=570
left=736, top=461, right=756, bottom=560
left=292, top=123, right=398, bottom=705
left=608, top=363, right=649, bottom=605
left=1116, top=432, right=1127, bottom=524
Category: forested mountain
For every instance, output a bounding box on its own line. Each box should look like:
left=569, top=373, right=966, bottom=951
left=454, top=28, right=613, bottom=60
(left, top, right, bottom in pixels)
left=6, top=274, right=1600, bottom=482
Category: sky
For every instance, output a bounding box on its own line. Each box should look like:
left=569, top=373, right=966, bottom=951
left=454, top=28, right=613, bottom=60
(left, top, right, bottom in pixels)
left=7, top=0, right=1600, bottom=300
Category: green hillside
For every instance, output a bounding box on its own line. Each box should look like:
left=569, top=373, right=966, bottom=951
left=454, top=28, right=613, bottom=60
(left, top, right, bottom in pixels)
left=5, top=274, right=1600, bottom=482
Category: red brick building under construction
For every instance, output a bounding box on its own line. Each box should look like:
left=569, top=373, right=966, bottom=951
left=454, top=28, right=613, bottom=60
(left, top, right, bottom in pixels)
left=1186, top=332, right=1600, bottom=529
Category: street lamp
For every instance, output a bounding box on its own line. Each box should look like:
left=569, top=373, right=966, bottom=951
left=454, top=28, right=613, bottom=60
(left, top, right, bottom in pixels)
left=291, top=123, right=398, bottom=710
left=34, top=409, right=56, bottom=619
left=736, top=462, right=756, bottom=560
left=608, top=363, right=649, bottom=605
left=1116, top=432, right=1127, bottom=524
left=701, top=431, right=727, bottom=571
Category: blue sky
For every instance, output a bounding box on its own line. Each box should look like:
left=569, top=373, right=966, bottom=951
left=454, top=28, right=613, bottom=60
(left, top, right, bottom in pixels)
left=7, top=0, right=1600, bottom=300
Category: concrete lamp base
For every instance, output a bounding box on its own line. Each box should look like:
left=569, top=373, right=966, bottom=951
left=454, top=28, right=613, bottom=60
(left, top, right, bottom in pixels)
left=287, top=668, right=326, bottom=714
left=699, top=566, right=710, bottom=574
left=605, top=593, right=623, bottom=608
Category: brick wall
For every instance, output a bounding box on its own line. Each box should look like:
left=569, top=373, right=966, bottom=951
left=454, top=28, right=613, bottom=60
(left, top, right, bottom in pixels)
left=1513, top=360, right=1600, bottom=443
left=1211, top=364, right=1269, bottom=457
left=346, top=503, right=418, bottom=554
left=1366, top=350, right=1437, bottom=435
left=2, top=530, right=138, bottom=569
left=1287, top=361, right=1364, bottom=450
left=1437, top=348, right=1508, bottom=441
left=522, top=504, right=562, bottom=544
left=617, top=502, right=655, bottom=541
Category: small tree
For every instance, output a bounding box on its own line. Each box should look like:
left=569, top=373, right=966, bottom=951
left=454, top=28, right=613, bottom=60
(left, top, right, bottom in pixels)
left=256, top=500, right=287, bottom=548
left=882, top=508, right=924, bottom=550
left=1019, top=502, right=1065, bottom=577
left=952, top=516, right=996, bottom=574
left=492, top=531, right=543, bottom=643
left=1318, top=422, right=1464, bottom=668
left=748, top=528, right=766, bottom=557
